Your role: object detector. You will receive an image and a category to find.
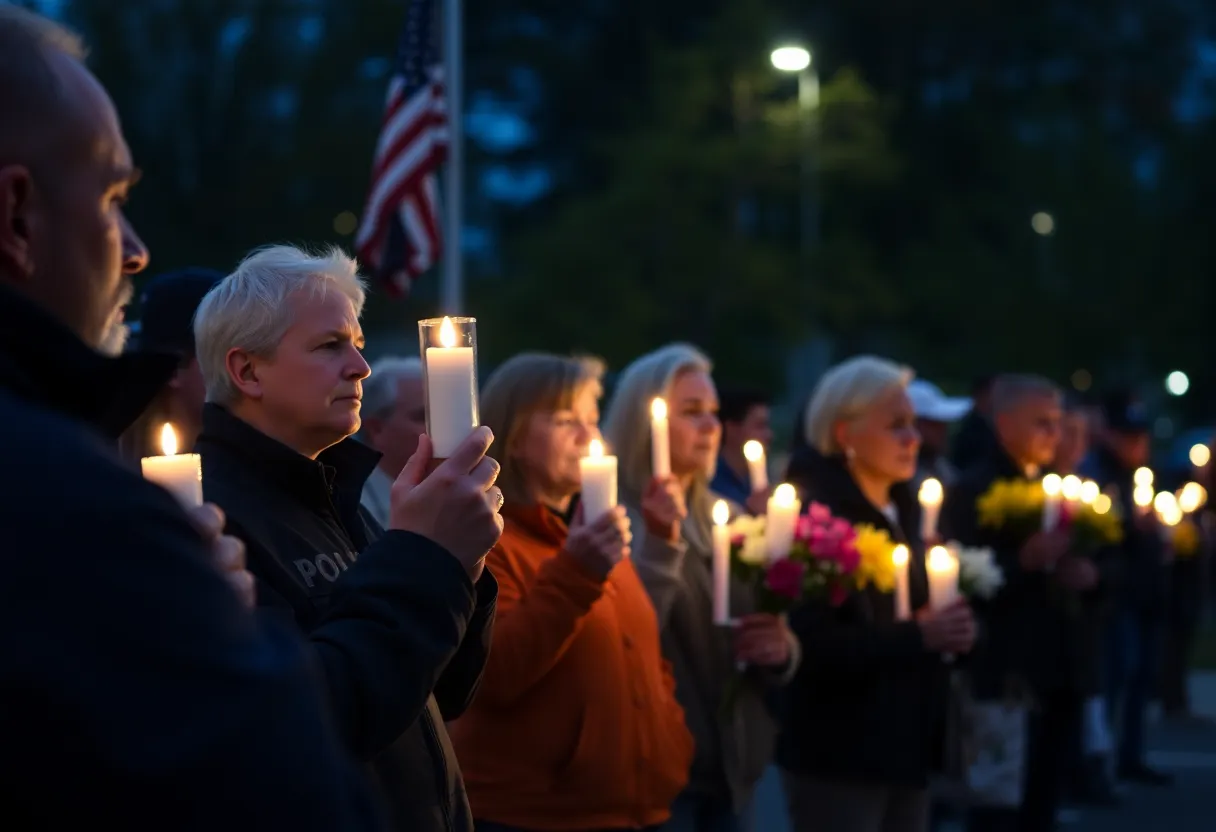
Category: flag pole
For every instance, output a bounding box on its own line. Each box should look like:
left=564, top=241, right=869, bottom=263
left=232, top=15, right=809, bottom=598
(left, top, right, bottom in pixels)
left=441, top=0, right=463, bottom=315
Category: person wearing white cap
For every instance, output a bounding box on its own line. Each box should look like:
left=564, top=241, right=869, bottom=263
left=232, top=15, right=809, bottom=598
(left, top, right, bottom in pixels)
left=906, top=379, right=972, bottom=490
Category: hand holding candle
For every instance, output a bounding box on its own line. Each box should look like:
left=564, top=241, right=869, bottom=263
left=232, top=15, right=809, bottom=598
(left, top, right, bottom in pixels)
left=419, top=316, right=479, bottom=459
left=742, top=440, right=769, bottom=493
left=1041, top=473, right=1063, bottom=532
left=764, top=483, right=801, bottom=561
left=918, top=478, right=943, bottom=543
left=712, top=500, right=732, bottom=625
left=892, top=544, right=911, bottom=621
left=578, top=439, right=618, bottom=522
left=142, top=423, right=203, bottom=507
left=650, top=397, right=671, bottom=479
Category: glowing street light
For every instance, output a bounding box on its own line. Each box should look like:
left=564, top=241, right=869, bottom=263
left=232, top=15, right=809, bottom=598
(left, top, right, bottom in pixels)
left=1166, top=371, right=1190, bottom=397
left=770, top=45, right=811, bottom=72
left=1031, top=212, right=1055, bottom=236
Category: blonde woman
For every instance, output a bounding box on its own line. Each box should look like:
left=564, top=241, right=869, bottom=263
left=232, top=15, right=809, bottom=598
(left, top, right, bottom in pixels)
left=603, top=343, right=798, bottom=832
left=450, top=353, right=693, bottom=832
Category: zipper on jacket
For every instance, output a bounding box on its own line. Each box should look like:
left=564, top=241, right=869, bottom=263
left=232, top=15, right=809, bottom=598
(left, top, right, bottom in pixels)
left=421, top=705, right=455, bottom=832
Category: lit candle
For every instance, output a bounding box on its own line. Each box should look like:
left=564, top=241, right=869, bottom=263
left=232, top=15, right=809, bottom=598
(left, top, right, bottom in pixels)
left=918, top=478, right=943, bottom=543
left=1061, top=474, right=1082, bottom=508
left=765, top=483, right=801, bottom=561
left=892, top=544, right=911, bottom=621
left=1079, top=480, right=1100, bottom=505
left=712, top=500, right=732, bottom=625
left=1134, top=467, right=1154, bottom=489
left=926, top=545, right=960, bottom=612
left=1041, top=473, right=1063, bottom=531
left=1155, top=491, right=1183, bottom=543
left=419, top=316, right=478, bottom=459
left=578, top=439, right=618, bottom=522
left=742, top=439, right=769, bottom=493
left=1178, top=482, right=1208, bottom=515
left=650, top=397, right=671, bottom=479
left=141, top=423, right=202, bottom=507
left=1133, top=484, right=1155, bottom=516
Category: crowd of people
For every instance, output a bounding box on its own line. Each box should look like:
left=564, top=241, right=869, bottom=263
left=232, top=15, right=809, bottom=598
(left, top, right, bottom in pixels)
left=0, top=7, right=1208, bottom=832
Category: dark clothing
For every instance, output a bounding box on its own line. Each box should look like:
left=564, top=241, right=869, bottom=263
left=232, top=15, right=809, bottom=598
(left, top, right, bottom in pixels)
left=0, top=287, right=383, bottom=830
left=197, top=403, right=497, bottom=832
left=778, top=451, right=946, bottom=789
left=1105, top=610, right=1161, bottom=769
left=950, top=411, right=997, bottom=474
left=476, top=824, right=659, bottom=832
left=710, top=455, right=750, bottom=506
left=1163, top=555, right=1205, bottom=713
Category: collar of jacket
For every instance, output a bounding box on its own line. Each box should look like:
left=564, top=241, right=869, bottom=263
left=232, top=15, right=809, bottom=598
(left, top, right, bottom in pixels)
left=198, top=402, right=382, bottom=516
left=795, top=448, right=919, bottom=546
left=501, top=499, right=571, bottom=546
left=0, top=283, right=178, bottom=439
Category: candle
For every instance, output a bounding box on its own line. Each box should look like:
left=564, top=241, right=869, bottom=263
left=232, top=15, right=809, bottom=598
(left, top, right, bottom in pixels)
left=1134, top=467, right=1154, bottom=489
left=742, top=440, right=769, bottom=493
left=1079, top=480, right=1100, bottom=505
left=765, top=483, right=801, bottom=561
left=892, top=544, right=911, bottom=621
left=1041, top=473, right=1063, bottom=532
left=578, top=439, right=618, bottom=522
left=141, top=423, right=202, bottom=507
left=712, top=499, right=731, bottom=625
left=650, top=397, right=671, bottom=479
left=926, top=545, right=960, bottom=612
left=918, top=477, right=943, bottom=543
left=419, top=316, right=479, bottom=459
left=1178, top=482, right=1208, bottom=515
left=1133, top=484, right=1155, bottom=516
left=1061, top=474, right=1082, bottom=508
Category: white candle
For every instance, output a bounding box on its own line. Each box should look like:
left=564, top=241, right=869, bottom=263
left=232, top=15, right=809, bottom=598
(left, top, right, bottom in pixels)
left=1061, top=474, right=1082, bottom=509
left=742, top=440, right=769, bottom=493
left=926, top=545, right=959, bottom=612
left=1041, top=473, right=1063, bottom=532
left=892, top=544, right=911, bottom=621
left=765, top=483, right=801, bottom=561
left=650, top=397, right=671, bottom=479
left=578, top=439, right=618, bottom=522
left=1079, top=480, right=1100, bottom=505
left=142, top=423, right=202, bottom=507
left=1133, top=484, right=1155, bottom=516
left=1179, top=482, right=1208, bottom=515
left=421, top=316, right=478, bottom=458
left=712, top=499, right=731, bottom=625
left=918, top=477, right=943, bottom=543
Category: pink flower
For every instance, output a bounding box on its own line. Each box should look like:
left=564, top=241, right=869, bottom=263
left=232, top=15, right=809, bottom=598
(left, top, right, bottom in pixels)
left=829, top=582, right=850, bottom=607
left=794, top=514, right=816, bottom=542
left=765, top=557, right=806, bottom=601
left=808, top=502, right=833, bottom=523
left=730, top=533, right=746, bottom=547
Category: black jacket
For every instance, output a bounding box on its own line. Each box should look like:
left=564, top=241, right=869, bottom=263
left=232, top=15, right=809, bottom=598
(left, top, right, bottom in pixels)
left=777, top=451, right=947, bottom=788
left=197, top=403, right=497, bottom=832
left=0, top=286, right=384, bottom=830
left=941, top=448, right=1098, bottom=697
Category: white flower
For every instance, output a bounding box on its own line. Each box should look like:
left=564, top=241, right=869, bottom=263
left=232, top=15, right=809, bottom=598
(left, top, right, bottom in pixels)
left=952, top=543, right=1005, bottom=599
left=730, top=516, right=769, bottom=565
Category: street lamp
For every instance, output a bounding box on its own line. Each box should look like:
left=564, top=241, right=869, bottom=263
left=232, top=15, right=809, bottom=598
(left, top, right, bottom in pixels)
left=770, top=43, right=820, bottom=268
left=770, top=46, right=811, bottom=72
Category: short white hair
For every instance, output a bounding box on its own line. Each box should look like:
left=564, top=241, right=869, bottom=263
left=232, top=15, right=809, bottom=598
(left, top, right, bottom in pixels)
left=194, top=244, right=367, bottom=405
left=361, top=356, right=423, bottom=423
left=804, top=355, right=914, bottom=455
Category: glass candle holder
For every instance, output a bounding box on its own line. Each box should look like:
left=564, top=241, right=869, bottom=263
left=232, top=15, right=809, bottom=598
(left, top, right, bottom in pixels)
left=418, top=316, right=479, bottom=459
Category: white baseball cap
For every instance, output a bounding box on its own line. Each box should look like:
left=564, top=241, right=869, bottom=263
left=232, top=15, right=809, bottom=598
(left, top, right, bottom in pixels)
left=908, top=379, right=972, bottom=422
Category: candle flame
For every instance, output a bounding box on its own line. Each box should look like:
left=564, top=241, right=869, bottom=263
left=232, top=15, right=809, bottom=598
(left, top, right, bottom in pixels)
left=928, top=545, right=954, bottom=570
left=743, top=440, right=765, bottom=463
left=650, top=397, right=667, bottom=421
left=1093, top=494, right=1113, bottom=515
left=712, top=499, right=730, bottom=526
left=588, top=438, right=604, bottom=459
left=1134, top=466, right=1154, bottom=488
left=1133, top=484, right=1155, bottom=508
left=160, top=423, right=179, bottom=456
left=1079, top=480, right=1100, bottom=504
left=918, top=477, right=943, bottom=506
left=1154, top=490, right=1178, bottom=516
left=1061, top=474, right=1082, bottom=501
left=1042, top=473, right=1062, bottom=497
left=772, top=483, right=797, bottom=508
left=892, top=544, right=909, bottom=567
left=1190, top=444, right=1211, bottom=468
left=438, top=316, right=457, bottom=348
left=1179, top=481, right=1207, bottom=514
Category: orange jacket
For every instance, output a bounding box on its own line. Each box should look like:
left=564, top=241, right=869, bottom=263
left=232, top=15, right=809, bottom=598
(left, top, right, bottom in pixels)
left=449, top=502, right=693, bottom=830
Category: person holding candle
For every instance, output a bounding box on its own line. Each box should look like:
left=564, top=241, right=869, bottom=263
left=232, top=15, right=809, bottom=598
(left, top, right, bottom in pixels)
left=779, top=356, right=976, bottom=832
left=941, top=375, right=1097, bottom=832
left=448, top=353, right=693, bottom=832
left=193, top=244, right=504, bottom=832
left=0, top=8, right=391, bottom=828
left=603, top=344, right=799, bottom=832
left=710, top=385, right=775, bottom=512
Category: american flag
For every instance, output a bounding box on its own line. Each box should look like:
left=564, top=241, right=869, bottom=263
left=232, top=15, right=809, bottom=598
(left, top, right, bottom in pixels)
left=355, top=0, right=447, bottom=296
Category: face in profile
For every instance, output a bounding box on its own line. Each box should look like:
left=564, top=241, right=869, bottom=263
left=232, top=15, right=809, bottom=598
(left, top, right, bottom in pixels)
left=839, top=386, right=921, bottom=484
left=1053, top=412, right=1090, bottom=474
left=238, top=289, right=369, bottom=451
left=999, top=393, right=1063, bottom=469
left=667, top=369, right=721, bottom=478
left=514, top=382, right=600, bottom=501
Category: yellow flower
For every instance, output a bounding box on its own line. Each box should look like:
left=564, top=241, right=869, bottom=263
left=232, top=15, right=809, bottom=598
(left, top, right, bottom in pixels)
left=1173, top=518, right=1202, bottom=558
left=852, top=523, right=897, bottom=593
left=977, top=479, right=1044, bottom=531
left=1071, top=503, right=1124, bottom=546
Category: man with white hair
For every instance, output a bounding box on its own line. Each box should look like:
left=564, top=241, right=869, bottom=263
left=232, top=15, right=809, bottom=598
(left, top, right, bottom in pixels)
left=0, top=7, right=385, bottom=829
left=359, top=356, right=426, bottom=528
left=194, top=244, right=502, bottom=832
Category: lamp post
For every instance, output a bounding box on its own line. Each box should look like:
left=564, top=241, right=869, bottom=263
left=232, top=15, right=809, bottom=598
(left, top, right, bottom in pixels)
left=771, top=45, right=819, bottom=265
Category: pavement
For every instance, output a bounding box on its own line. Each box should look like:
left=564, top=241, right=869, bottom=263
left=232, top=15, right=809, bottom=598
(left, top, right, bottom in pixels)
left=751, top=672, right=1216, bottom=831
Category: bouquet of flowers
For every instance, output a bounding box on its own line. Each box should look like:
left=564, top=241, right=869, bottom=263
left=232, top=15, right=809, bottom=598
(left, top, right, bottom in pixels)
left=976, top=479, right=1045, bottom=540
left=953, top=544, right=1005, bottom=599
left=1063, top=501, right=1123, bottom=554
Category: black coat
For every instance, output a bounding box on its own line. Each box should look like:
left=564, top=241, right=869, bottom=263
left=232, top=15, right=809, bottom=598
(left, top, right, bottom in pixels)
left=0, top=287, right=384, bottom=830
left=197, top=404, right=496, bottom=832
left=777, top=451, right=948, bottom=788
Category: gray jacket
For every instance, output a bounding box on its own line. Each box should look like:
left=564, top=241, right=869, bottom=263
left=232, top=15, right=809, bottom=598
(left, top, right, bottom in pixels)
left=625, top=500, right=800, bottom=812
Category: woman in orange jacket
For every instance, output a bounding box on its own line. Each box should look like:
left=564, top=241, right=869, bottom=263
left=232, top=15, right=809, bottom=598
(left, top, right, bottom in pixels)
left=449, top=352, right=694, bottom=832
